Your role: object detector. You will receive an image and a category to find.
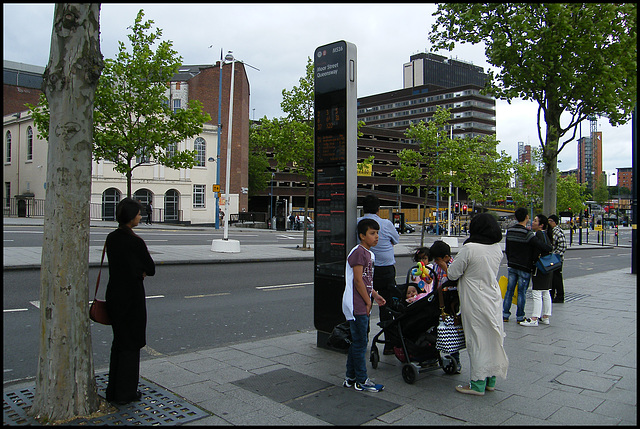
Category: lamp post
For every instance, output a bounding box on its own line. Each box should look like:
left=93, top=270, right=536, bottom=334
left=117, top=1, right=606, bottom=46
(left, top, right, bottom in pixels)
left=612, top=172, right=619, bottom=245
left=211, top=51, right=259, bottom=253
left=270, top=172, right=275, bottom=230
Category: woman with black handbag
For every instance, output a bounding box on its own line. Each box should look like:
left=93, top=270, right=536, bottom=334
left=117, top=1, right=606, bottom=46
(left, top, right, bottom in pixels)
left=105, top=198, right=155, bottom=405
left=447, top=213, right=509, bottom=396
left=520, top=214, right=554, bottom=327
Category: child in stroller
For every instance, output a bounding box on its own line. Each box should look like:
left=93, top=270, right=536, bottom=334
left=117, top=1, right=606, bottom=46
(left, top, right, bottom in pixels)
left=370, top=266, right=462, bottom=384
left=406, top=247, right=434, bottom=294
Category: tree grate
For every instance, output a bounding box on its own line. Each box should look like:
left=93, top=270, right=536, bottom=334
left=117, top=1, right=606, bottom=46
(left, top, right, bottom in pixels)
left=3, top=372, right=210, bottom=426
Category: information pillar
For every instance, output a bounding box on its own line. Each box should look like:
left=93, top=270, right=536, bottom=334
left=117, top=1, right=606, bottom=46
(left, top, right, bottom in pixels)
left=313, top=41, right=357, bottom=348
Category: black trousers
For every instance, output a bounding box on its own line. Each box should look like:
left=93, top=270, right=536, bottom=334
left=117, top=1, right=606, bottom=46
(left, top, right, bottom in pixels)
left=105, top=343, right=141, bottom=403
left=549, top=268, right=565, bottom=302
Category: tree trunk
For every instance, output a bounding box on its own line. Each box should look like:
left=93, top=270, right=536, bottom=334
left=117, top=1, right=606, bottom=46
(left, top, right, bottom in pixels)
left=30, top=4, right=104, bottom=423
left=542, top=110, right=561, bottom=215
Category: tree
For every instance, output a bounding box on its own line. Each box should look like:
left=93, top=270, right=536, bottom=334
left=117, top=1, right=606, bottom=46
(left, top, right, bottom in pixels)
left=429, top=3, right=637, bottom=215
left=250, top=58, right=315, bottom=247
left=29, top=9, right=211, bottom=197
left=592, top=173, right=609, bottom=207
left=556, top=174, right=588, bottom=215
left=29, top=4, right=105, bottom=423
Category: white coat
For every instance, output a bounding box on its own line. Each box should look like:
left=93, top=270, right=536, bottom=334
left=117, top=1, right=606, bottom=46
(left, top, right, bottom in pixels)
left=447, top=242, right=509, bottom=381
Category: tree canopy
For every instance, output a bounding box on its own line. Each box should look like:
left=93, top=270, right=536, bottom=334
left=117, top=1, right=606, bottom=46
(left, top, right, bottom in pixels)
left=29, top=9, right=211, bottom=197
left=429, top=3, right=637, bottom=214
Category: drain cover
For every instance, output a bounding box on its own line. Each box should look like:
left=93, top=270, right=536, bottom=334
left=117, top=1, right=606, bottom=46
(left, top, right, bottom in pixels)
left=3, top=372, right=210, bottom=426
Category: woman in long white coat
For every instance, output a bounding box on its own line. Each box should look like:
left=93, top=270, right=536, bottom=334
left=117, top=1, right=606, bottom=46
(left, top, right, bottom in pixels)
left=447, top=213, right=509, bottom=396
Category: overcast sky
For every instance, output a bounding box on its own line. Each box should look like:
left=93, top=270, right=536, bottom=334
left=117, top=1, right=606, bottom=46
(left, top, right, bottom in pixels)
left=3, top=3, right=633, bottom=184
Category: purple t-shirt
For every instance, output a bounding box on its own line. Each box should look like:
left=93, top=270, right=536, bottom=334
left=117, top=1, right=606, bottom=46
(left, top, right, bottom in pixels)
left=348, top=245, right=374, bottom=316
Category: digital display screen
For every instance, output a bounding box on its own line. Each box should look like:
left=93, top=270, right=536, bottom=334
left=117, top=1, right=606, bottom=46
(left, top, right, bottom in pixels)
left=314, top=166, right=347, bottom=277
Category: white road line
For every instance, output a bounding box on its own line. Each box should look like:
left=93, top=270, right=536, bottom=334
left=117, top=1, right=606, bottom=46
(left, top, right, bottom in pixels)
left=184, top=292, right=230, bottom=299
left=261, top=285, right=306, bottom=291
left=3, top=308, right=28, bottom=313
left=146, top=295, right=165, bottom=299
left=30, top=301, right=40, bottom=309
left=256, top=282, right=313, bottom=290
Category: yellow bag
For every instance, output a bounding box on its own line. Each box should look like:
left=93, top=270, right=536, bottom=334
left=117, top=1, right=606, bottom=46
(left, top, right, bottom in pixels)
left=499, top=275, right=517, bottom=305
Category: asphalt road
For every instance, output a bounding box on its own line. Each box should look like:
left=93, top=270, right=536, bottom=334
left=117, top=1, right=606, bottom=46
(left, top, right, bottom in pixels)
left=3, top=246, right=633, bottom=385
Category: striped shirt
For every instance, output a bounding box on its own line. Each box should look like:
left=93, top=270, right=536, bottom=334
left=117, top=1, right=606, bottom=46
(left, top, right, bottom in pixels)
left=551, top=225, right=567, bottom=257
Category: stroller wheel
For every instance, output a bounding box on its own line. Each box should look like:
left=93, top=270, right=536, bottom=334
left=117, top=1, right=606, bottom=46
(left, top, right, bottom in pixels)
left=442, top=354, right=459, bottom=375
left=370, top=346, right=380, bottom=369
left=402, top=363, right=418, bottom=384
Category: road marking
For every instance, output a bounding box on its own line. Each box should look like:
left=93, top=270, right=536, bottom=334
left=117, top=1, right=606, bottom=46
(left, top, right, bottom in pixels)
left=3, top=308, right=28, bottom=313
left=184, top=292, right=230, bottom=299
left=256, top=282, right=313, bottom=291
left=146, top=295, right=165, bottom=299
left=277, top=235, right=297, bottom=240
left=3, top=239, right=14, bottom=242
left=30, top=301, right=40, bottom=309
left=261, top=285, right=306, bottom=291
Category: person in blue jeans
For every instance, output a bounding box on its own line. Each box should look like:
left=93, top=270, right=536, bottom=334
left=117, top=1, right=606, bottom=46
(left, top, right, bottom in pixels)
left=342, top=218, right=386, bottom=392
left=503, top=208, right=551, bottom=323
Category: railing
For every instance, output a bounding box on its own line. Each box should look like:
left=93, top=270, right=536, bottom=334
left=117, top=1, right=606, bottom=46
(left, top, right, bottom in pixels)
left=229, top=212, right=268, bottom=224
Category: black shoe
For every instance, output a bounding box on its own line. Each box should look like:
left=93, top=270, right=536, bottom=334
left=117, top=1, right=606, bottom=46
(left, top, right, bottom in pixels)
left=552, top=298, right=564, bottom=303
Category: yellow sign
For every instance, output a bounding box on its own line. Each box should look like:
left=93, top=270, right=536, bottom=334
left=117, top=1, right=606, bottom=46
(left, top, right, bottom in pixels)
left=212, top=184, right=220, bottom=192
left=357, top=163, right=372, bottom=176
left=594, top=225, right=603, bottom=231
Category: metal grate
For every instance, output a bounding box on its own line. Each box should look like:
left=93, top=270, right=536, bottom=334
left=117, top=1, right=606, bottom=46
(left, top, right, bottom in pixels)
left=3, top=372, right=210, bottom=426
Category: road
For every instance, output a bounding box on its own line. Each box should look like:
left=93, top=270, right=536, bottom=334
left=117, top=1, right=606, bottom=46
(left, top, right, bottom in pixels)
left=3, top=245, right=633, bottom=385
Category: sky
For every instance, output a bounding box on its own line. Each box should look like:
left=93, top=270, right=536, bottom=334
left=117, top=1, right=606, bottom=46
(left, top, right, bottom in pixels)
left=3, top=3, right=634, bottom=185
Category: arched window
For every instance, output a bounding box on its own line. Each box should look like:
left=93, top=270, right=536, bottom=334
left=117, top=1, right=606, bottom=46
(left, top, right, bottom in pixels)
left=194, top=137, right=206, bottom=167
left=5, top=131, right=11, bottom=163
left=27, top=127, right=33, bottom=161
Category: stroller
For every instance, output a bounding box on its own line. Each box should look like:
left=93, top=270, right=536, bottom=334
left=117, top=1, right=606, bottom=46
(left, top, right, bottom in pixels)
left=370, top=267, right=463, bottom=384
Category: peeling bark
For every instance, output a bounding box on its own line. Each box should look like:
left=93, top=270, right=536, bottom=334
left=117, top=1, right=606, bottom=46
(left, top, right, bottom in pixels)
left=29, top=3, right=104, bottom=423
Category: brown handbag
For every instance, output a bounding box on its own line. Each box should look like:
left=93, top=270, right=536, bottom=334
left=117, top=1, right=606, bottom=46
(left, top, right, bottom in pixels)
left=90, top=243, right=111, bottom=325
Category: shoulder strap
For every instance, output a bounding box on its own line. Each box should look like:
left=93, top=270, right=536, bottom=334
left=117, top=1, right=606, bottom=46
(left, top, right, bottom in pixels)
left=93, top=242, right=107, bottom=300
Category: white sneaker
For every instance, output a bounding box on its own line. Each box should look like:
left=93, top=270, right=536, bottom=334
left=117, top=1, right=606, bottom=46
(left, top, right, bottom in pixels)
left=540, top=317, right=550, bottom=325
left=519, top=318, right=538, bottom=327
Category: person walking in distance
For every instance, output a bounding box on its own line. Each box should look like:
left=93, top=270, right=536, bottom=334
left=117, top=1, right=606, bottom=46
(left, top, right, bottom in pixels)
left=145, top=200, right=153, bottom=225
left=105, top=198, right=155, bottom=405
left=503, top=208, right=551, bottom=324
left=547, top=214, right=566, bottom=303
left=358, top=194, right=400, bottom=355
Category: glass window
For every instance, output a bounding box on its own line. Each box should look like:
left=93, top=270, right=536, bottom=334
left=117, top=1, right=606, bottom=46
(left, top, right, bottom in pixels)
left=167, top=142, right=177, bottom=159
left=5, top=131, right=11, bottom=163
left=4, top=182, right=10, bottom=208
left=193, top=184, right=205, bottom=208
left=194, top=137, right=206, bottom=167
left=27, top=127, right=33, bottom=161
left=173, top=99, right=181, bottom=113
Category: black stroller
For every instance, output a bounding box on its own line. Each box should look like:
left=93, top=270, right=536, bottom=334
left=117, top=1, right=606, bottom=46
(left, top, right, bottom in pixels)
left=370, top=268, right=462, bottom=384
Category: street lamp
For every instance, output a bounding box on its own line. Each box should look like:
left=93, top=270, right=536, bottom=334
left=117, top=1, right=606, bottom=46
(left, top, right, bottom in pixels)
left=612, top=172, right=619, bottom=245
left=211, top=51, right=259, bottom=254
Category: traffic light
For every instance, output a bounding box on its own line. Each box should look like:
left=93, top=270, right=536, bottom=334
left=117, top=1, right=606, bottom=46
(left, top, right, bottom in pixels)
left=454, top=202, right=460, bottom=214
left=462, top=204, right=468, bottom=215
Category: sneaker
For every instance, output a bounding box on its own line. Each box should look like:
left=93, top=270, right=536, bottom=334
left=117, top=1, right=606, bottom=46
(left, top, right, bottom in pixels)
left=455, top=384, right=484, bottom=396
left=540, top=317, right=550, bottom=325
left=503, top=318, right=509, bottom=322
left=355, top=378, right=384, bottom=392
left=519, top=318, right=538, bottom=327
left=343, top=377, right=355, bottom=388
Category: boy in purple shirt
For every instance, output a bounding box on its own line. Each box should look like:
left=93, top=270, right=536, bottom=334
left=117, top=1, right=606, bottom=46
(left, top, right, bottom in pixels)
left=342, top=218, right=386, bottom=392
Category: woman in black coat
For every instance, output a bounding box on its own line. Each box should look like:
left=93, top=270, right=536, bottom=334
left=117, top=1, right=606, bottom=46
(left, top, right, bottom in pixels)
left=105, top=198, right=155, bottom=404
left=519, top=214, right=553, bottom=327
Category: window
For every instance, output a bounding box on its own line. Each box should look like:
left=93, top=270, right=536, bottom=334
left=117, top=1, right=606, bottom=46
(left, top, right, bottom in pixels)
left=4, top=182, right=10, bottom=208
left=136, top=149, right=150, bottom=164
left=193, top=184, right=205, bottom=208
left=27, top=127, right=33, bottom=161
left=173, top=99, right=181, bottom=112
left=194, top=137, right=206, bottom=167
left=167, top=142, right=177, bottom=159
left=5, top=131, right=11, bottom=163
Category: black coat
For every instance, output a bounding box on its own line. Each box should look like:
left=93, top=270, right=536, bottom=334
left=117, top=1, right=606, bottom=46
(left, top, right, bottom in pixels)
left=106, top=227, right=155, bottom=350
left=531, top=230, right=553, bottom=290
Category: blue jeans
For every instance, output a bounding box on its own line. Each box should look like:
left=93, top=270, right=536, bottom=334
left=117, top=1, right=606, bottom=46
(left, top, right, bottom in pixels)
left=503, top=267, right=531, bottom=322
left=346, top=315, right=370, bottom=383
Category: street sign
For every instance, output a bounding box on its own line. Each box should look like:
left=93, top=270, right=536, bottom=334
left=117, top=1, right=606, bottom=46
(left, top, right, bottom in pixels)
left=212, top=184, right=220, bottom=192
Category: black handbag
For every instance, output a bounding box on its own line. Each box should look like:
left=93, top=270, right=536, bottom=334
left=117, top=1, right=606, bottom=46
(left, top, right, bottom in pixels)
left=90, top=243, right=112, bottom=325
left=327, top=321, right=352, bottom=350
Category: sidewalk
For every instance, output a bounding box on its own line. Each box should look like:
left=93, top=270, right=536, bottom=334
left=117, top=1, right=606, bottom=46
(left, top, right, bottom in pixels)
left=3, top=218, right=636, bottom=425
